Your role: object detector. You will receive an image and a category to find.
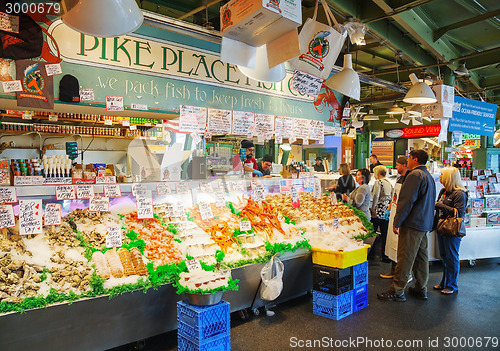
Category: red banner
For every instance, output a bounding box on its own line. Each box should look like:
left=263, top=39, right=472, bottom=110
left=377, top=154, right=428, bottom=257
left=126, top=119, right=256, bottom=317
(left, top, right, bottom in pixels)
left=385, top=124, right=441, bottom=139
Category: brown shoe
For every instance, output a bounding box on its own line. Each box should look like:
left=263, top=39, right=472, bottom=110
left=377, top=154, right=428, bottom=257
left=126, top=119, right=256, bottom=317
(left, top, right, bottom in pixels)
left=379, top=272, right=395, bottom=279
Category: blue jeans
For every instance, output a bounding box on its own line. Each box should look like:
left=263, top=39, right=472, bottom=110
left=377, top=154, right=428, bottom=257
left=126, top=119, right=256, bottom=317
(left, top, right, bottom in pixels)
left=437, top=234, right=462, bottom=291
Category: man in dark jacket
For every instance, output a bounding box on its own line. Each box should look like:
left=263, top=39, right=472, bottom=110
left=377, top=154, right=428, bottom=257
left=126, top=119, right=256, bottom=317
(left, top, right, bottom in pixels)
left=377, top=149, right=436, bottom=302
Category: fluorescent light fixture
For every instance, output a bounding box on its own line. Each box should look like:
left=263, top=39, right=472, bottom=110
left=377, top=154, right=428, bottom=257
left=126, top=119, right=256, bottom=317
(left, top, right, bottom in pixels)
left=384, top=116, right=399, bottom=124
left=280, top=143, right=292, bottom=151
left=403, top=73, right=437, bottom=104
left=61, top=0, right=144, bottom=37
left=324, top=54, right=360, bottom=100
left=363, top=110, right=379, bottom=121
left=387, top=102, right=405, bottom=115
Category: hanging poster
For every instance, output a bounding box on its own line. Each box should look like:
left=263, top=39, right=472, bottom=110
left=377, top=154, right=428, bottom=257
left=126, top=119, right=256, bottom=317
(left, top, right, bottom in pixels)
left=207, top=108, right=232, bottom=135
left=293, top=118, right=310, bottom=140
left=309, top=120, right=325, bottom=144
left=179, top=105, right=207, bottom=134
left=254, top=114, right=274, bottom=137
left=274, top=116, right=293, bottom=139
left=19, top=199, right=43, bottom=235
left=232, top=111, right=255, bottom=135
left=16, top=60, right=54, bottom=109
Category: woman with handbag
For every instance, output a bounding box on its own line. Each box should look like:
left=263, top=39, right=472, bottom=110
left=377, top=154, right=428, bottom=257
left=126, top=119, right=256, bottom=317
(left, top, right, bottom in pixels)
left=433, top=167, right=468, bottom=295
left=369, top=165, right=393, bottom=261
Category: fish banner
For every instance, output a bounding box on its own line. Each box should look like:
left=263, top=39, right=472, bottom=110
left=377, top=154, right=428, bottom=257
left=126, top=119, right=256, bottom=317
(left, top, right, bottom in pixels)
left=16, top=59, right=54, bottom=109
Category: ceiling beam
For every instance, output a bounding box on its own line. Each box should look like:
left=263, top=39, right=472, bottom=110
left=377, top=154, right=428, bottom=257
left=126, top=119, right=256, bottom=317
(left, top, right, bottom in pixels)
left=363, top=0, right=436, bottom=24
left=177, top=0, right=222, bottom=20
left=433, top=9, right=500, bottom=42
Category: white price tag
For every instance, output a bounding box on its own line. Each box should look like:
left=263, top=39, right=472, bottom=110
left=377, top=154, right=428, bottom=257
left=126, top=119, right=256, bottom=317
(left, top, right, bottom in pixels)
left=318, top=223, right=326, bottom=233
left=131, top=183, right=147, bottom=196
left=231, top=181, right=246, bottom=193
left=22, top=113, right=32, bottom=120
left=55, top=185, right=76, bottom=200
left=104, top=184, right=122, bottom=198
left=0, top=204, right=15, bottom=229
left=105, top=226, right=122, bottom=248
left=303, top=139, right=309, bottom=145
left=313, top=178, right=322, bottom=199
left=0, top=187, right=17, bottom=203
left=131, top=103, right=148, bottom=111
left=257, top=135, right=264, bottom=143
left=122, top=120, right=130, bottom=127
left=252, top=182, right=265, bottom=201
left=136, top=195, right=154, bottom=219
left=214, top=191, right=226, bottom=207
left=105, top=176, right=116, bottom=184
left=240, top=220, right=252, bottom=232
left=129, top=124, right=137, bottom=130
left=186, top=259, right=202, bottom=272
left=79, top=88, right=95, bottom=102
left=303, top=178, right=312, bottom=189
left=19, top=199, right=43, bottom=235
left=44, top=203, right=62, bottom=226
left=199, top=182, right=213, bottom=193
left=289, top=136, right=297, bottom=144
left=199, top=202, right=214, bottom=220
left=333, top=217, right=339, bottom=229
left=45, top=63, right=62, bottom=76
left=204, top=131, right=212, bottom=140
left=156, top=183, right=172, bottom=195
left=48, top=114, right=58, bottom=122
left=176, top=202, right=185, bottom=217
left=106, top=96, right=125, bottom=112
left=104, top=119, right=113, bottom=126
left=89, top=196, right=110, bottom=212
left=176, top=182, right=190, bottom=194
left=275, top=136, right=283, bottom=144
left=76, top=185, right=94, bottom=199
left=1, top=80, right=23, bottom=93
left=330, top=193, right=338, bottom=205
left=164, top=203, right=175, bottom=217
left=290, top=186, right=299, bottom=202
left=95, top=176, right=106, bottom=184
left=145, top=122, right=152, bottom=127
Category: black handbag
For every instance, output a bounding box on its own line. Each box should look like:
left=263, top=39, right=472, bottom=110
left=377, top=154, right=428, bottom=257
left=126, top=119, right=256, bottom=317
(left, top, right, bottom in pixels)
left=437, top=208, right=466, bottom=237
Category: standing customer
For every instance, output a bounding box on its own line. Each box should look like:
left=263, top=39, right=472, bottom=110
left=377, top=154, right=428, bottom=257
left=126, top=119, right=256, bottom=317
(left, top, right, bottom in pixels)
left=342, top=168, right=372, bottom=220
left=370, top=165, right=393, bottom=261
left=330, top=163, right=355, bottom=201
left=314, top=157, right=326, bottom=172
left=381, top=156, right=409, bottom=278
left=433, top=167, right=468, bottom=295
left=369, top=154, right=383, bottom=173
left=377, top=150, right=436, bottom=302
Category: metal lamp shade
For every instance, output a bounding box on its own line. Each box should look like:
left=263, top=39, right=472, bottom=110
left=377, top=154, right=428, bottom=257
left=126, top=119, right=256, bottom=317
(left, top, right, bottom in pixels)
left=324, top=54, right=360, bottom=101
left=387, top=103, right=405, bottom=115
left=238, top=45, right=286, bottom=83
left=363, top=110, right=379, bottom=121
left=384, top=116, right=399, bottom=124
left=403, top=73, right=437, bottom=104
left=61, top=0, right=144, bottom=37
left=454, top=63, right=469, bottom=76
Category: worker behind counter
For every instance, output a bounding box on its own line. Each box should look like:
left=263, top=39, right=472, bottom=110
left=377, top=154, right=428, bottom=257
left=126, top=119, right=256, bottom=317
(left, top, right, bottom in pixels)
left=232, top=139, right=262, bottom=177
left=314, top=157, right=325, bottom=172
left=256, top=154, right=273, bottom=178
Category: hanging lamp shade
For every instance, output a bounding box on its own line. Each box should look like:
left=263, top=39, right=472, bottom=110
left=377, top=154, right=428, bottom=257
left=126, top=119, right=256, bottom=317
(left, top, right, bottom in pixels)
left=363, top=110, right=379, bottom=121
left=238, top=45, right=286, bottom=83
left=408, top=104, right=422, bottom=116
left=403, top=73, right=437, bottom=104
left=454, top=63, right=469, bottom=76
left=384, top=116, right=399, bottom=124
left=324, top=54, right=360, bottom=101
left=61, top=0, right=144, bottom=37
left=387, top=102, right=405, bottom=115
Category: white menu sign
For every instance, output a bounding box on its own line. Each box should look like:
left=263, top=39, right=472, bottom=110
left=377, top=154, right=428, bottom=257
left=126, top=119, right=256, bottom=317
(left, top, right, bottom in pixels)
left=207, top=108, right=232, bottom=135
left=76, top=185, right=94, bottom=199
left=136, top=195, right=154, bottom=219
left=19, top=199, right=43, bottom=235
left=214, top=191, right=226, bottom=207
left=105, top=96, right=124, bottom=112
left=274, top=116, right=293, bottom=138
left=240, top=220, right=252, bottom=232
left=157, top=183, right=172, bottom=195
left=199, top=202, right=214, bottom=220
left=104, top=184, right=122, bottom=198
left=44, top=203, right=62, bottom=226
left=252, top=182, right=265, bottom=201
left=0, top=204, right=15, bottom=229
left=232, top=111, right=255, bottom=135
left=179, top=105, right=207, bottom=134
left=105, top=226, right=123, bottom=248
left=89, top=196, right=110, bottom=212
left=2, top=80, right=23, bottom=93
left=254, top=114, right=274, bottom=137
left=293, top=118, right=311, bottom=140
left=309, top=120, right=325, bottom=144
left=0, top=187, right=17, bottom=203
left=291, top=70, right=323, bottom=97
left=199, top=182, right=214, bottom=193
left=176, top=182, right=190, bottom=194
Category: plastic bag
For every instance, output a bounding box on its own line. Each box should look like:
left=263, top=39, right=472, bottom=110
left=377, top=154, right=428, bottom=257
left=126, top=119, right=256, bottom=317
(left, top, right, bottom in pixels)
left=260, top=256, right=285, bottom=301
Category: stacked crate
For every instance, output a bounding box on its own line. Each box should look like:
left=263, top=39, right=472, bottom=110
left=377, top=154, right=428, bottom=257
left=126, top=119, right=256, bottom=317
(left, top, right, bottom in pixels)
left=177, top=300, right=231, bottom=351
left=312, top=260, right=369, bottom=320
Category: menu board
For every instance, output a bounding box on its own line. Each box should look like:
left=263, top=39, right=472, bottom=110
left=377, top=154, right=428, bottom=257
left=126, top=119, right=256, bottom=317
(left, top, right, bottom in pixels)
left=275, top=116, right=293, bottom=139
left=19, top=199, right=43, bottom=235
left=232, top=111, right=255, bottom=135
left=179, top=105, right=207, bottom=134
left=309, top=120, right=325, bottom=144
left=207, top=108, right=232, bottom=135
left=254, top=114, right=274, bottom=137
left=293, top=118, right=311, bottom=140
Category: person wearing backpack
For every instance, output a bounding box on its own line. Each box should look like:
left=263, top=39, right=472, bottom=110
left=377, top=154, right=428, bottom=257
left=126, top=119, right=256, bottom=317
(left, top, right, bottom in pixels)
left=369, top=165, right=393, bottom=261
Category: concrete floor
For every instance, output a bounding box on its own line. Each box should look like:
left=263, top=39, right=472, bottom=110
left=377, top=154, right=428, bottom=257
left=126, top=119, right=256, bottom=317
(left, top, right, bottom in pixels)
left=109, top=258, right=500, bottom=351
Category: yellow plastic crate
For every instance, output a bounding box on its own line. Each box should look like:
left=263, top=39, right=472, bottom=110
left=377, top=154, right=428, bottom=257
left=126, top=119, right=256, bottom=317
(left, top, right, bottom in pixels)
left=311, top=245, right=370, bottom=269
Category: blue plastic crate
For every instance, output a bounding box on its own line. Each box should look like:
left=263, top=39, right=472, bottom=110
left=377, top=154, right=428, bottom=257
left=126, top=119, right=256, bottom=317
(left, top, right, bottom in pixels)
left=312, top=290, right=353, bottom=320
left=353, top=284, right=368, bottom=312
left=313, top=264, right=353, bottom=295
left=177, top=301, right=230, bottom=343
left=353, top=261, right=368, bottom=288
left=178, top=332, right=231, bottom=351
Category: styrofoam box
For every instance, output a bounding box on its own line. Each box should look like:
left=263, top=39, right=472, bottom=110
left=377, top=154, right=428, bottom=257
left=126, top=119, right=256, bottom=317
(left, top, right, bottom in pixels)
left=220, top=0, right=301, bottom=47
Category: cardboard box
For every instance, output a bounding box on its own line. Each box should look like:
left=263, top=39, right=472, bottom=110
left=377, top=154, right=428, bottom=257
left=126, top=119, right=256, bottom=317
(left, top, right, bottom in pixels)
left=422, top=102, right=453, bottom=119
left=432, top=84, right=454, bottom=105
left=220, top=0, right=301, bottom=47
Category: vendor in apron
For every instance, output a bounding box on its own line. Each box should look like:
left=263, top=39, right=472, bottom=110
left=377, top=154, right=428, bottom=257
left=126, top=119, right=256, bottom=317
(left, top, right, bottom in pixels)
left=380, top=156, right=409, bottom=279
left=240, top=139, right=262, bottom=177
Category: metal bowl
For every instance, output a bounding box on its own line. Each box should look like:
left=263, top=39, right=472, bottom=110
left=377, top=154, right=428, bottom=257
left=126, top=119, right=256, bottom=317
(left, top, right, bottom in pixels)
left=185, top=291, right=224, bottom=306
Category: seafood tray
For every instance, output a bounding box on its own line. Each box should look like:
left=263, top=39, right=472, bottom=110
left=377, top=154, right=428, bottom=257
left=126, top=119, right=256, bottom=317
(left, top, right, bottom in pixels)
left=311, top=245, right=370, bottom=269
